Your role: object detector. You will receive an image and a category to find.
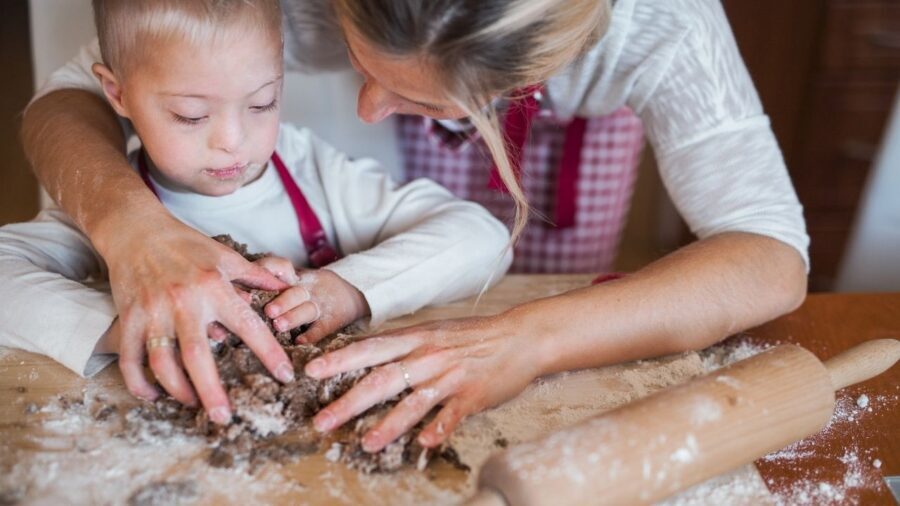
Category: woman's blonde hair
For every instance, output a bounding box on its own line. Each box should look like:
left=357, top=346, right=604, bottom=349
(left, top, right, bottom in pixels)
left=333, top=0, right=612, bottom=241
left=93, top=0, right=283, bottom=77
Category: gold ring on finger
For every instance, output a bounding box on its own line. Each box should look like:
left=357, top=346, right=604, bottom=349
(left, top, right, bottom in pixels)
left=146, top=336, right=178, bottom=352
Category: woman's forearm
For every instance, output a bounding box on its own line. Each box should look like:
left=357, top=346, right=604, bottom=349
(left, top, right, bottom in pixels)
left=21, top=90, right=167, bottom=254
left=525, top=232, right=808, bottom=375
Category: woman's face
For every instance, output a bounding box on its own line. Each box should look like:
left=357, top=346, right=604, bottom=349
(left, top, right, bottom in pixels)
left=341, top=21, right=470, bottom=123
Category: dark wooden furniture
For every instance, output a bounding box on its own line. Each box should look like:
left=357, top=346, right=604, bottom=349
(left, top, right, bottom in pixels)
left=0, top=1, right=39, bottom=226
left=724, top=1, right=900, bottom=290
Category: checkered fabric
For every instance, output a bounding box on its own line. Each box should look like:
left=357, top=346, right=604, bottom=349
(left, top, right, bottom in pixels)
left=397, top=107, right=645, bottom=273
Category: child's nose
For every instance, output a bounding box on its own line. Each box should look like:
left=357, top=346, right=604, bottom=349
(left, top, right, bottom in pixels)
left=210, top=117, right=245, bottom=153
left=356, top=81, right=399, bottom=124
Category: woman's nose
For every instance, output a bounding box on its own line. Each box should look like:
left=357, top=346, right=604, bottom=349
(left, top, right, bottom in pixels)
left=356, top=80, right=399, bottom=124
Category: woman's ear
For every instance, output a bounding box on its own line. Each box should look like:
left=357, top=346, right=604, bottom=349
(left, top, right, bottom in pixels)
left=91, top=63, right=131, bottom=118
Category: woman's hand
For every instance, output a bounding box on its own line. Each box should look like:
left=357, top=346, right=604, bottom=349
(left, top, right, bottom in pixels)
left=303, top=313, right=545, bottom=452
left=255, top=256, right=371, bottom=344
left=104, top=217, right=295, bottom=424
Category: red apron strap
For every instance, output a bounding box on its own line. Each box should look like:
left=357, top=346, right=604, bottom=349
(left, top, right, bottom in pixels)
left=485, top=86, right=586, bottom=229
left=488, top=85, right=543, bottom=192
left=554, top=117, right=587, bottom=229
left=270, top=152, right=340, bottom=268
left=138, top=148, right=339, bottom=268
left=592, top=272, right=625, bottom=285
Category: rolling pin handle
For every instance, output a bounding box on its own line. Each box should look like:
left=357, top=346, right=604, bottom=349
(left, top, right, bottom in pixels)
left=466, top=488, right=509, bottom=506
left=824, top=339, right=900, bottom=391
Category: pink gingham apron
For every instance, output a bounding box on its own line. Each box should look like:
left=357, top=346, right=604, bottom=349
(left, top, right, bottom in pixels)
left=397, top=93, right=644, bottom=274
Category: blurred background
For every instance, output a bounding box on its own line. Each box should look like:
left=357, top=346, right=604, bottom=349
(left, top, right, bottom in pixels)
left=1, top=0, right=898, bottom=291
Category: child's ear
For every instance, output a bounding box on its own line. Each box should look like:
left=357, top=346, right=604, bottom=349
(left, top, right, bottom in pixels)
left=91, top=63, right=130, bottom=118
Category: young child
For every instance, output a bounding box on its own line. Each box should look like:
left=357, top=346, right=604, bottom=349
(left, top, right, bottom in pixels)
left=0, top=0, right=511, bottom=411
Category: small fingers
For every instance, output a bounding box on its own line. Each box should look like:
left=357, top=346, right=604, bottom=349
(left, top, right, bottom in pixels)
left=225, top=255, right=290, bottom=292
left=296, top=319, right=332, bottom=345
left=265, top=287, right=311, bottom=319
left=254, top=256, right=300, bottom=286
left=273, top=302, right=318, bottom=332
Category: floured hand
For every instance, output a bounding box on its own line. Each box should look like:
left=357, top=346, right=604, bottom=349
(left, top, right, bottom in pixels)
left=302, top=313, right=545, bottom=452
left=255, top=256, right=370, bottom=345
left=103, top=220, right=294, bottom=424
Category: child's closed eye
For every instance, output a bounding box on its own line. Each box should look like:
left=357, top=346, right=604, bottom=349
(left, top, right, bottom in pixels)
left=250, top=99, right=278, bottom=113
left=171, top=113, right=207, bottom=126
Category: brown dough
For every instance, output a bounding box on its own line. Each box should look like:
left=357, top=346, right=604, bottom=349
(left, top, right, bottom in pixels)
left=122, top=235, right=464, bottom=474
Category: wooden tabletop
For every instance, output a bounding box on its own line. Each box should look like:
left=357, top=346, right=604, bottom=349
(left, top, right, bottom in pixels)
left=1, top=275, right=898, bottom=504
left=744, top=292, right=900, bottom=505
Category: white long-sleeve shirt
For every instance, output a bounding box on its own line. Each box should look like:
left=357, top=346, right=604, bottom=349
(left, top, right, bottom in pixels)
left=0, top=124, right=512, bottom=377
left=32, top=0, right=809, bottom=268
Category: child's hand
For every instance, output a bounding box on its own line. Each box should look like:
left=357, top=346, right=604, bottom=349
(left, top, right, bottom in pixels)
left=255, top=256, right=370, bottom=344
left=253, top=255, right=301, bottom=286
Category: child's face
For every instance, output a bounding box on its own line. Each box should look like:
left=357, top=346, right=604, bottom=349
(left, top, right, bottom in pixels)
left=97, top=28, right=283, bottom=197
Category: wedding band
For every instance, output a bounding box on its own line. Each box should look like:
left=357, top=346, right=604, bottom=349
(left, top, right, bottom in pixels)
left=146, top=336, right=178, bottom=351
left=398, top=362, right=412, bottom=390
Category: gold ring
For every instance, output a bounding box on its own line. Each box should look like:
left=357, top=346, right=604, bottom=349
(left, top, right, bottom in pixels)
left=146, top=336, right=178, bottom=352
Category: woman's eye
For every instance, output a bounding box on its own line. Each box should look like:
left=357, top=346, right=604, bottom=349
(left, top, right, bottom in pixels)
left=172, top=113, right=206, bottom=125
left=251, top=99, right=278, bottom=113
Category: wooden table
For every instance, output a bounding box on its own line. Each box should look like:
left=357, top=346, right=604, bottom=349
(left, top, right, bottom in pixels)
left=745, top=292, right=900, bottom=505
left=1, top=275, right=898, bottom=504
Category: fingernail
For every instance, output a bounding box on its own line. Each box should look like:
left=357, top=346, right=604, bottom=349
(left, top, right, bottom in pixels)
left=362, top=431, right=381, bottom=452
left=209, top=406, right=232, bottom=425
left=274, top=318, right=286, bottom=331
left=315, top=411, right=335, bottom=432
left=275, top=362, right=295, bottom=383
left=417, top=432, right=433, bottom=447
left=266, top=305, right=279, bottom=317
left=305, top=359, right=324, bottom=377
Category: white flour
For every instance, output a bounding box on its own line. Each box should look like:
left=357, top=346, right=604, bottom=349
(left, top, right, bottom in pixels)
left=760, top=389, right=896, bottom=505
left=3, top=336, right=888, bottom=505
left=3, top=350, right=726, bottom=504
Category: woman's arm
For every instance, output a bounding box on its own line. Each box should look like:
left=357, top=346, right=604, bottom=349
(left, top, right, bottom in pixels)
left=303, top=231, right=806, bottom=451
left=23, top=90, right=150, bottom=243
left=22, top=88, right=295, bottom=422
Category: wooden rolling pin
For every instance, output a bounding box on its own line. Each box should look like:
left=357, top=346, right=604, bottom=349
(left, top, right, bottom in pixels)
left=470, top=339, right=900, bottom=506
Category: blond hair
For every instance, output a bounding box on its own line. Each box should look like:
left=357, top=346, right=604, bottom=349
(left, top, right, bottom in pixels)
left=93, top=0, right=283, bottom=77
left=333, top=0, right=611, bottom=241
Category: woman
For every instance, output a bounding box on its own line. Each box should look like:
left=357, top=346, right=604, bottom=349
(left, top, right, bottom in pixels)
left=22, top=0, right=807, bottom=453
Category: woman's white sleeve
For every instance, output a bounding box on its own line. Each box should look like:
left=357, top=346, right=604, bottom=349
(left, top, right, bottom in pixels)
left=631, top=0, right=810, bottom=269
left=0, top=209, right=117, bottom=377
left=301, top=131, right=513, bottom=327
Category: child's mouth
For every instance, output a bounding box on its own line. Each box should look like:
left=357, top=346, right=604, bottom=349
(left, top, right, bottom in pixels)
left=204, top=163, right=246, bottom=180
